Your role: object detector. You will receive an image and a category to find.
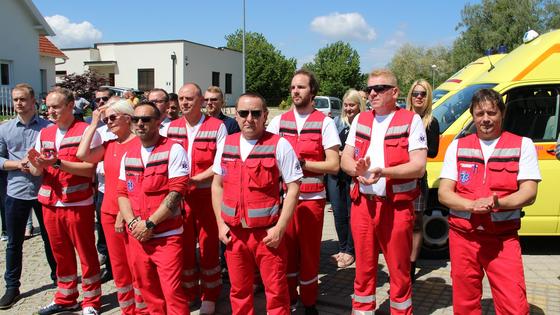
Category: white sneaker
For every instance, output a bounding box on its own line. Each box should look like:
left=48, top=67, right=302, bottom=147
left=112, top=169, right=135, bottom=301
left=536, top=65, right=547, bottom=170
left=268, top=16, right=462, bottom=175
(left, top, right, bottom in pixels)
left=82, top=306, right=99, bottom=315
left=199, top=301, right=215, bottom=315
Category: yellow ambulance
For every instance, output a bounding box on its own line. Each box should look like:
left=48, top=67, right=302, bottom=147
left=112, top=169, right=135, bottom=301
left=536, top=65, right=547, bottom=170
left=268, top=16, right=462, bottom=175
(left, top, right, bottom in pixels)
left=423, top=29, right=560, bottom=256
left=432, top=53, right=506, bottom=104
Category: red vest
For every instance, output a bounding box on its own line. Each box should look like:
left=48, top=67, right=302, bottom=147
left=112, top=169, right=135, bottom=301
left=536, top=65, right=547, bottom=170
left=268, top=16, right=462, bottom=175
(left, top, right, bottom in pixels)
left=167, top=115, right=222, bottom=190
left=37, top=120, right=94, bottom=205
left=352, top=108, right=420, bottom=202
left=123, top=137, right=183, bottom=234
left=278, top=109, right=325, bottom=193
left=221, top=132, right=281, bottom=228
left=449, top=132, right=522, bottom=235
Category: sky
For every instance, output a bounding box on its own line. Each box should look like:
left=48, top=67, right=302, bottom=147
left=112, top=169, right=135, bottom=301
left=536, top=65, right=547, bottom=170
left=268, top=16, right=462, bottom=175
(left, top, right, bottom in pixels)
left=34, top=0, right=478, bottom=72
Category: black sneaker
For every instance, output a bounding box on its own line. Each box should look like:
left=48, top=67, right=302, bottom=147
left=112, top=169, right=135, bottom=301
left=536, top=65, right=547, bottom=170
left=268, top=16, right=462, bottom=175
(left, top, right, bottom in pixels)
left=0, top=288, right=20, bottom=309
left=38, top=301, right=80, bottom=315
left=304, top=305, right=319, bottom=315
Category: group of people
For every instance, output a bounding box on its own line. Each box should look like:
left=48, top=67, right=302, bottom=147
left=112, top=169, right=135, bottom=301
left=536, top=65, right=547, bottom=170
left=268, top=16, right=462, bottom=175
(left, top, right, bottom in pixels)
left=0, top=67, right=542, bottom=315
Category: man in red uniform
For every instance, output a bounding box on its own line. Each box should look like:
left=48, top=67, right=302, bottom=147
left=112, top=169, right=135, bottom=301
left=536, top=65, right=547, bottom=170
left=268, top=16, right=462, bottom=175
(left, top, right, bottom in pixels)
left=439, top=88, right=541, bottom=314
left=341, top=69, right=427, bottom=315
left=117, top=101, right=190, bottom=315
left=266, top=69, right=340, bottom=314
left=166, top=83, right=227, bottom=314
left=212, top=92, right=302, bottom=315
left=28, top=88, right=102, bottom=315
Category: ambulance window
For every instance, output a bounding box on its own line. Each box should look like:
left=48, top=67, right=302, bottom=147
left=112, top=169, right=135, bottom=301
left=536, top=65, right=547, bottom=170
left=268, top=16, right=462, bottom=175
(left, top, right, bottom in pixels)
left=503, top=86, right=560, bottom=142
left=433, top=83, right=496, bottom=134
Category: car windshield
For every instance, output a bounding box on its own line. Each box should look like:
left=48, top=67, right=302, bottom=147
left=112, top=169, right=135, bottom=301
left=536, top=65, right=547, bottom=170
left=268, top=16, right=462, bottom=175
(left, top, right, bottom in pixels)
left=432, top=83, right=496, bottom=134
left=314, top=98, right=329, bottom=109
left=432, top=89, right=449, bottom=104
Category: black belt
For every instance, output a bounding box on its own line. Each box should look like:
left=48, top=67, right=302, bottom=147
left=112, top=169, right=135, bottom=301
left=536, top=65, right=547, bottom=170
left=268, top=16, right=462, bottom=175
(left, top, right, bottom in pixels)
left=362, top=194, right=387, bottom=201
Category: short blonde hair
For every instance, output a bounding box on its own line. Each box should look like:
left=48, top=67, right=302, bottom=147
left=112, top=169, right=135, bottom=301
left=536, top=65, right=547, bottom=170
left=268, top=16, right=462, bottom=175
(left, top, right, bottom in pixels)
left=368, top=69, right=398, bottom=87
left=109, top=99, right=134, bottom=117
left=341, top=89, right=366, bottom=127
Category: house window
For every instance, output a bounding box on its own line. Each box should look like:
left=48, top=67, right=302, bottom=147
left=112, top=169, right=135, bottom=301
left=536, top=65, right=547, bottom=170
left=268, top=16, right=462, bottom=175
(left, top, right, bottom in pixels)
left=138, top=69, right=154, bottom=91
left=1, top=63, right=10, bottom=86
left=212, top=72, right=220, bottom=87
left=225, top=73, right=232, bottom=94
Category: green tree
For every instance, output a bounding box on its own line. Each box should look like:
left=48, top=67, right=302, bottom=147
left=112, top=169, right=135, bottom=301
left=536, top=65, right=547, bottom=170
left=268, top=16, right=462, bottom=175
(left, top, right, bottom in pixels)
left=388, top=44, right=454, bottom=93
left=225, top=30, right=296, bottom=106
left=303, top=41, right=362, bottom=98
left=451, top=0, right=560, bottom=70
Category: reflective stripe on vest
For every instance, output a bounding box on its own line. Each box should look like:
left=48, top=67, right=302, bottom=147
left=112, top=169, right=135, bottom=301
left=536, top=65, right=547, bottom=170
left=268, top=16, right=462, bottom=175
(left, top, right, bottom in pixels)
left=392, top=180, right=417, bottom=193
left=42, top=141, right=55, bottom=149
left=167, top=126, right=187, bottom=137
left=385, top=124, right=409, bottom=139
left=353, top=293, right=375, bottom=303
left=221, top=204, right=236, bottom=217
left=303, top=121, right=322, bottom=129
left=38, top=187, right=51, bottom=198
left=61, top=183, right=90, bottom=195
left=279, top=119, right=297, bottom=131
left=248, top=204, right=279, bottom=218
left=148, top=151, right=169, bottom=164
left=59, top=136, right=82, bottom=148
left=197, top=130, right=218, bottom=139
left=125, top=157, right=142, bottom=166
left=301, top=176, right=323, bottom=185
left=356, top=123, right=371, bottom=138
left=390, top=298, right=412, bottom=310
left=450, top=209, right=521, bottom=222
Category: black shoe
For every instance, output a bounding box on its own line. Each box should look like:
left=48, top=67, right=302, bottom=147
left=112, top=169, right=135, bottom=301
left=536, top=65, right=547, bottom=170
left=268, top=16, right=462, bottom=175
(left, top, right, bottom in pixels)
left=0, top=288, right=20, bottom=309
left=410, top=261, right=417, bottom=284
left=100, top=269, right=113, bottom=284
left=37, top=301, right=80, bottom=315
left=304, top=305, right=319, bottom=315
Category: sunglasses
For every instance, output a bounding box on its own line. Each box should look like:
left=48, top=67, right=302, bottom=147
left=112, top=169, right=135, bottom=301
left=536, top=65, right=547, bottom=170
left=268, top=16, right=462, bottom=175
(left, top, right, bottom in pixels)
left=102, top=114, right=121, bottom=124
left=95, top=96, right=109, bottom=103
left=366, top=85, right=395, bottom=94
left=237, top=110, right=262, bottom=119
left=131, top=116, right=157, bottom=124
left=411, top=91, right=427, bottom=98
left=204, top=97, right=219, bottom=102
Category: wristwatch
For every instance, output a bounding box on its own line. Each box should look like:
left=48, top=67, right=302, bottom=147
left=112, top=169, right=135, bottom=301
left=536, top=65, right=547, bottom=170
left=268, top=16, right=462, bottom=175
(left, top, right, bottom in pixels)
left=53, top=159, right=62, bottom=169
left=145, top=219, right=156, bottom=230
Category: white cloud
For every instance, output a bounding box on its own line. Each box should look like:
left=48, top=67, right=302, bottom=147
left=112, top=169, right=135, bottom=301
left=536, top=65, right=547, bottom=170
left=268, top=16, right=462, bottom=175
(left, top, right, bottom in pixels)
left=362, top=28, right=408, bottom=70
left=310, top=12, right=376, bottom=42
left=45, top=15, right=102, bottom=48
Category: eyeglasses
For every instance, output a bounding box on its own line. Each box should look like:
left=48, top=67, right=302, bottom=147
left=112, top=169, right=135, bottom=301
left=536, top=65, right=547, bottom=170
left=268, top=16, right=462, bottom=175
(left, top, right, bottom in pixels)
left=237, top=110, right=262, bottom=119
left=131, top=116, right=157, bottom=124
left=366, top=85, right=395, bottom=94
left=411, top=91, right=427, bottom=98
left=95, top=96, right=109, bottom=103
left=204, top=97, right=219, bottom=103
left=102, top=114, right=121, bottom=124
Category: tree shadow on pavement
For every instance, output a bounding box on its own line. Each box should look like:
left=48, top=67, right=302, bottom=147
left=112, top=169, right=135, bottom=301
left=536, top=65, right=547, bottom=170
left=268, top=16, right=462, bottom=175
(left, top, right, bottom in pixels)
left=99, top=291, right=118, bottom=313
left=20, top=282, right=56, bottom=299
left=520, top=236, right=560, bottom=255
left=480, top=298, right=544, bottom=314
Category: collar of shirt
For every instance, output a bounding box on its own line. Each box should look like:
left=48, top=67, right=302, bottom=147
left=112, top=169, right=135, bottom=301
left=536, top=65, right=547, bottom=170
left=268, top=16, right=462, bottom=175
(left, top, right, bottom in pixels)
left=15, top=113, right=39, bottom=127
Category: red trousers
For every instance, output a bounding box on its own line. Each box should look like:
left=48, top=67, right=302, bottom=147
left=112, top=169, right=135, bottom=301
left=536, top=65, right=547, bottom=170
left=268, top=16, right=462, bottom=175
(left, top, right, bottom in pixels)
left=182, top=189, right=222, bottom=302
left=449, top=228, right=529, bottom=315
left=101, top=212, right=148, bottom=314
left=42, top=204, right=101, bottom=309
left=351, top=195, right=413, bottom=315
left=128, top=234, right=189, bottom=315
left=226, top=227, right=290, bottom=315
left=285, top=199, right=325, bottom=306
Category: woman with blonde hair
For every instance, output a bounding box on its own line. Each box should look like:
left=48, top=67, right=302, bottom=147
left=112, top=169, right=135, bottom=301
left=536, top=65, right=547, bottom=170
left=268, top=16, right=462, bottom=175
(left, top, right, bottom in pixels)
left=327, top=89, right=366, bottom=268
left=77, top=99, right=142, bottom=314
left=406, top=79, right=440, bottom=282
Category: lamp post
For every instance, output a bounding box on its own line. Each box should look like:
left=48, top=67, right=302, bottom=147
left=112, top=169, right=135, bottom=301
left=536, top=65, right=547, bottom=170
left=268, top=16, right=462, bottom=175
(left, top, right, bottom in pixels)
left=431, top=64, right=437, bottom=87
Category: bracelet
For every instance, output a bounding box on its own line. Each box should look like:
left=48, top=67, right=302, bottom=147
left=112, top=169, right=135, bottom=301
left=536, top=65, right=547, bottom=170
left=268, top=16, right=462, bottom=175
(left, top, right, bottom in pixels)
left=127, top=217, right=140, bottom=231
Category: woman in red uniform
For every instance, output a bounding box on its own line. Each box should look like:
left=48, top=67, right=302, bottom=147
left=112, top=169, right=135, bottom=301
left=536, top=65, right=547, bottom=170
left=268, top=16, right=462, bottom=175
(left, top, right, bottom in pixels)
left=77, top=99, right=143, bottom=314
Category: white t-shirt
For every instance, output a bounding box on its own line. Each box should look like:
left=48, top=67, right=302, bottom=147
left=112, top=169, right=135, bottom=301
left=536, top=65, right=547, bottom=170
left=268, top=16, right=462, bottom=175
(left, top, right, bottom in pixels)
left=96, top=124, right=117, bottom=193
left=440, top=136, right=542, bottom=182
left=266, top=109, right=341, bottom=199
left=213, top=135, right=303, bottom=185
left=34, top=127, right=103, bottom=207
left=345, top=111, right=427, bottom=196
left=159, top=117, right=172, bottom=137
left=118, top=143, right=189, bottom=180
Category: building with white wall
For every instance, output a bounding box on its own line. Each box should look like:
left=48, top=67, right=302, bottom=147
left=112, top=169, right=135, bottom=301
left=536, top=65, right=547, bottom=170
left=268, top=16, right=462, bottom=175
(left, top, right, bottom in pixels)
left=57, top=40, right=242, bottom=106
left=0, top=0, right=57, bottom=111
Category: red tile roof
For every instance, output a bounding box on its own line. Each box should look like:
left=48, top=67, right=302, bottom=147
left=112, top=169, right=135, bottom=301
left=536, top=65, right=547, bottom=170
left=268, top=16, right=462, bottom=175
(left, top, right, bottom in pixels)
left=39, top=36, right=67, bottom=59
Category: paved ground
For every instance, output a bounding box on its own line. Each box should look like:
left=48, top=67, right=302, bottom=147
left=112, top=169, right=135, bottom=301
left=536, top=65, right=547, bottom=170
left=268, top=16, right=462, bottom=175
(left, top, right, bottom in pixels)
left=1, top=205, right=559, bottom=314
